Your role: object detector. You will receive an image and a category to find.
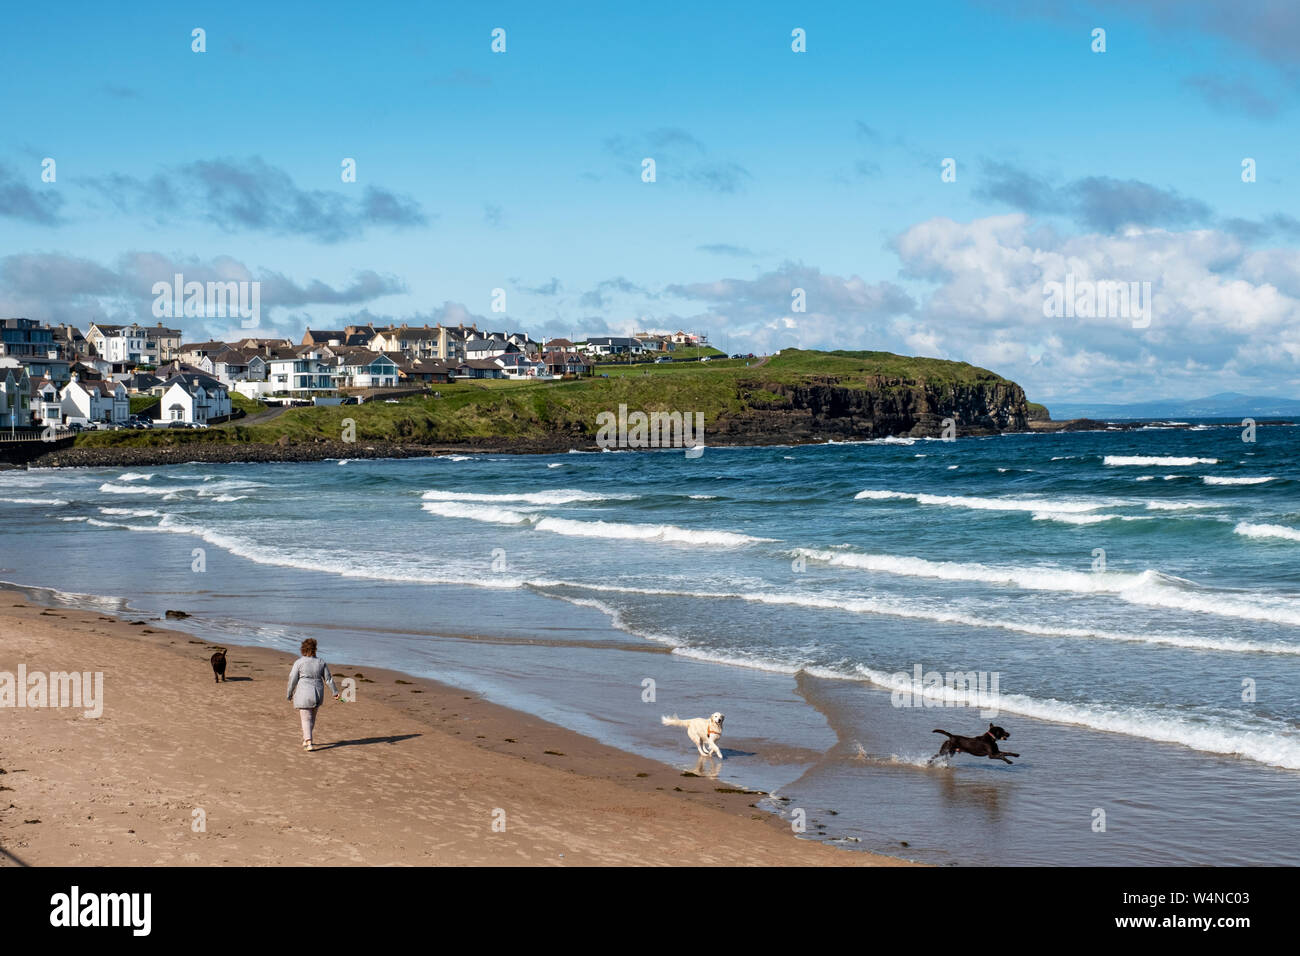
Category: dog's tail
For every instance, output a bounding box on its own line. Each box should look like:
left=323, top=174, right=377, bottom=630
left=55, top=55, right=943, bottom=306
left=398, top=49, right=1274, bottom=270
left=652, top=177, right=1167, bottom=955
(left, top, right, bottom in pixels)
left=661, top=715, right=690, bottom=728
left=932, top=729, right=953, bottom=737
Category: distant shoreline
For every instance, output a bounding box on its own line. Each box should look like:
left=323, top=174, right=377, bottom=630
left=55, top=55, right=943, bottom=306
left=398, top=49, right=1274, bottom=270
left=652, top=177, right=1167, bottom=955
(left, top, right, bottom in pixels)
left=10, top=417, right=1294, bottom=469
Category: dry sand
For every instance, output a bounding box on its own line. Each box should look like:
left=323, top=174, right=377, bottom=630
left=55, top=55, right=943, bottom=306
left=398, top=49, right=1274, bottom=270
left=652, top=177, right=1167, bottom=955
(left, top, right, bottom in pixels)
left=0, top=597, right=907, bottom=866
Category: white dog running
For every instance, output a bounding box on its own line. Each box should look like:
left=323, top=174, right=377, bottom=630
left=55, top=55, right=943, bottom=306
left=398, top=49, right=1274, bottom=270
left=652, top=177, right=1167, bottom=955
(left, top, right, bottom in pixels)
left=661, top=711, right=725, bottom=759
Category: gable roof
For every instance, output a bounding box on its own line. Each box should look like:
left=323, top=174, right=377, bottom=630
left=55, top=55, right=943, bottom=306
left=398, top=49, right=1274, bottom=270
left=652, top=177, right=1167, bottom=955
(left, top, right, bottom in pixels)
left=161, top=372, right=227, bottom=394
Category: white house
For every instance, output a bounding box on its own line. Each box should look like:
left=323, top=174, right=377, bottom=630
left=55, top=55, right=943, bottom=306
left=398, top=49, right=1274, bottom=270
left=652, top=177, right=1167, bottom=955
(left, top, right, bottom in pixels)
left=60, top=375, right=129, bottom=425
left=96, top=324, right=152, bottom=366
left=331, top=350, right=399, bottom=389
left=157, top=374, right=232, bottom=424
left=464, top=335, right=519, bottom=360
left=581, top=336, right=645, bottom=357
left=0, top=365, right=32, bottom=428
left=31, top=376, right=61, bottom=425
left=494, top=352, right=552, bottom=380
left=267, top=349, right=336, bottom=396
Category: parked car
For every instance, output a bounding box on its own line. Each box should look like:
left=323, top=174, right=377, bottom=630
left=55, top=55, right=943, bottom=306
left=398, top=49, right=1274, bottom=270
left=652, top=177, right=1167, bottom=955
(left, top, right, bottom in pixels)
left=384, top=399, right=399, bottom=404
left=654, top=357, right=672, bottom=364
left=167, top=420, right=188, bottom=429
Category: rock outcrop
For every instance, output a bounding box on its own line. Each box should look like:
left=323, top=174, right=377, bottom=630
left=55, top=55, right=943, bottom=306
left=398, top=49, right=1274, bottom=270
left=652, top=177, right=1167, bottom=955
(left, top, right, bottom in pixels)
left=709, top=377, right=1030, bottom=442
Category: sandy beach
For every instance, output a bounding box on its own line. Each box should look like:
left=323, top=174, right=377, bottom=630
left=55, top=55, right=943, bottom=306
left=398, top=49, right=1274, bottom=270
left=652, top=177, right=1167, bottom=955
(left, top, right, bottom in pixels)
left=0, top=594, right=905, bottom=867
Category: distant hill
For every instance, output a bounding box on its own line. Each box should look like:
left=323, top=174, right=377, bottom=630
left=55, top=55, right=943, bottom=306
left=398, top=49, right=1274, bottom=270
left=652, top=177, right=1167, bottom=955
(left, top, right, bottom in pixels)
left=1048, top=392, right=1300, bottom=420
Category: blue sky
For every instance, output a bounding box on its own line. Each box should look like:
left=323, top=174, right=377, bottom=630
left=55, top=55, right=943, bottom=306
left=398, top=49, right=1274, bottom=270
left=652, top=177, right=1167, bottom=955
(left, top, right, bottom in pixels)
left=2, top=0, right=1298, bottom=405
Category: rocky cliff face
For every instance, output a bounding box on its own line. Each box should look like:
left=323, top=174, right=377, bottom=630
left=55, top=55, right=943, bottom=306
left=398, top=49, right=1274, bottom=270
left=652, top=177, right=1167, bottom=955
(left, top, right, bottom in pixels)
left=710, top=376, right=1030, bottom=442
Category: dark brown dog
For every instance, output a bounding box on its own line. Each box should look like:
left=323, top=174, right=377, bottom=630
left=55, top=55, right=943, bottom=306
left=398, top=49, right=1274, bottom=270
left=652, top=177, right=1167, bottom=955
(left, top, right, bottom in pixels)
left=932, top=723, right=1019, bottom=764
left=210, top=648, right=227, bottom=683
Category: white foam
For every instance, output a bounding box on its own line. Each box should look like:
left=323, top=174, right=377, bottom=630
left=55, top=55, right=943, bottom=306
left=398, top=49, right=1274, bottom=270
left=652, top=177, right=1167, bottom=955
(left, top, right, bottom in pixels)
left=421, top=488, right=634, bottom=506
left=0, top=497, right=69, bottom=506
left=99, top=506, right=162, bottom=518
left=1235, top=522, right=1300, bottom=543
left=1104, top=456, right=1218, bottom=466
left=419, top=500, right=769, bottom=547
left=793, top=547, right=1300, bottom=627
left=854, top=489, right=1112, bottom=514
left=117, top=472, right=154, bottom=482
left=1203, top=476, right=1275, bottom=486
left=534, top=516, right=771, bottom=547
left=420, top=501, right=533, bottom=525
left=843, top=663, right=1300, bottom=771
left=98, top=482, right=188, bottom=497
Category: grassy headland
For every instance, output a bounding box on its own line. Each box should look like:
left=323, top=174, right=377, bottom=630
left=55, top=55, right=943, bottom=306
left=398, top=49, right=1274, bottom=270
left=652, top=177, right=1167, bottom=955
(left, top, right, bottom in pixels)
left=57, top=349, right=1030, bottom=462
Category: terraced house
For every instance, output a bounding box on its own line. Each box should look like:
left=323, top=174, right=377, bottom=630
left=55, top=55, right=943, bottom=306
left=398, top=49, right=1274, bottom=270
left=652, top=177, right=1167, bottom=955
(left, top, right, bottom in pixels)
left=0, top=364, right=32, bottom=428
left=369, top=323, right=468, bottom=362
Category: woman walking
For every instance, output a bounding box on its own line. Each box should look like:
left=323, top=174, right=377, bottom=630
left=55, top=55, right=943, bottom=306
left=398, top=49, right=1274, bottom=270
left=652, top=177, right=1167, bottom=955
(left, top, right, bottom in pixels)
left=286, top=638, right=341, bottom=751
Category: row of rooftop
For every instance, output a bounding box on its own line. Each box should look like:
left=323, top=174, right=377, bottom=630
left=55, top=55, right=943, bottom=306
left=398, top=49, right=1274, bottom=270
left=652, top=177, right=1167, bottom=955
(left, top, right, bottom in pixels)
left=0, top=317, right=708, bottom=428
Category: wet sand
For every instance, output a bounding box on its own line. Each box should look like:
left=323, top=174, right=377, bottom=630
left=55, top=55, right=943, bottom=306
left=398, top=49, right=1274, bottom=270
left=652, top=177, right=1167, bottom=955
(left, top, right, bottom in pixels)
left=0, top=596, right=908, bottom=866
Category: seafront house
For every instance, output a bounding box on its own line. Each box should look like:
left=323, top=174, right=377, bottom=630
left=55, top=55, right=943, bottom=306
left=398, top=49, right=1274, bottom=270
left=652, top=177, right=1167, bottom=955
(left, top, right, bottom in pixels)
left=177, top=340, right=232, bottom=366
left=542, top=350, right=593, bottom=377
left=196, top=346, right=257, bottom=386
left=330, top=349, right=400, bottom=389
left=0, top=317, right=69, bottom=382
left=463, top=335, right=520, bottom=361
left=370, top=323, right=471, bottom=362
left=157, top=373, right=232, bottom=424
left=267, top=348, right=336, bottom=397
left=236, top=336, right=296, bottom=352
left=581, top=336, right=645, bottom=358
left=51, top=323, right=87, bottom=362
left=455, top=358, right=506, bottom=379
left=393, top=356, right=455, bottom=385
left=634, top=332, right=675, bottom=353
left=0, top=365, right=33, bottom=428
left=95, top=323, right=150, bottom=366
left=302, top=325, right=377, bottom=349
left=495, top=352, right=551, bottom=379
left=59, top=374, right=129, bottom=425
left=31, top=376, right=61, bottom=425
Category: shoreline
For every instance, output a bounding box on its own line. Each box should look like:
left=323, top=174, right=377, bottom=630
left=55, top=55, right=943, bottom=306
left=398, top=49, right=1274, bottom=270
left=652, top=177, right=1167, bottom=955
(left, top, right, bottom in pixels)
left=11, top=417, right=1295, bottom=470
left=0, top=584, right=910, bottom=867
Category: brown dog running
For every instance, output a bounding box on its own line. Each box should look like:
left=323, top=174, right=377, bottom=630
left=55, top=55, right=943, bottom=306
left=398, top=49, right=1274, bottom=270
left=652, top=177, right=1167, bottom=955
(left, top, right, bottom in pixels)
left=931, top=723, right=1019, bottom=764
left=210, top=648, right=227, bottom=683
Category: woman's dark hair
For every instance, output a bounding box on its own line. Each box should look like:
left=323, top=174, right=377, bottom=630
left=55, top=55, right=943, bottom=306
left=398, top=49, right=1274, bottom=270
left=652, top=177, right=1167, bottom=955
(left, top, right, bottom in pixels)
left=301, top=638, right=317, bottom=657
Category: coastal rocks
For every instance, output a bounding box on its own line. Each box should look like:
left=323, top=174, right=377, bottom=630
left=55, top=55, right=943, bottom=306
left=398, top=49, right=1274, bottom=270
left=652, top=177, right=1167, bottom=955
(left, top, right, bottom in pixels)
left=712, top=378, right=1030, bottom=442
left=27, top=436, right=599, bottom=469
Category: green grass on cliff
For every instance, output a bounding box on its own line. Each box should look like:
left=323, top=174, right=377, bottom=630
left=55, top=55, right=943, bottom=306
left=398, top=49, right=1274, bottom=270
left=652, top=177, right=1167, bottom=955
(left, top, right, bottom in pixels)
left=75, top=348, right=1025, bottom=448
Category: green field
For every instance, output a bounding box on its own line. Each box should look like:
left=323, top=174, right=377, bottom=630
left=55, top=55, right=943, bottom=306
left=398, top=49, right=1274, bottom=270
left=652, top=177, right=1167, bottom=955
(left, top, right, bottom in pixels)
left=75, top=349, right=1024, bottom=449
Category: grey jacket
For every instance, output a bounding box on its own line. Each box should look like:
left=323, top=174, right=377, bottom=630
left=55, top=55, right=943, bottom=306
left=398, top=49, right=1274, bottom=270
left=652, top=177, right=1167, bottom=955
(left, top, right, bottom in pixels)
left=287, top=656, right=339, bottom=709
